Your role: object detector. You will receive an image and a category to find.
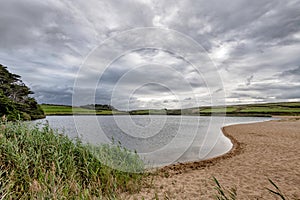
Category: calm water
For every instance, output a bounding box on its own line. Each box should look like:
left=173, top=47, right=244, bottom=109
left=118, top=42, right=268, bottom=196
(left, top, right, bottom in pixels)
left=36, top=115, right=271, bottom=167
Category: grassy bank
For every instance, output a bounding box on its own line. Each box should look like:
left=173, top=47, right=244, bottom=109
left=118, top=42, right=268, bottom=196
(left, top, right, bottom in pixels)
left=41, top=102, right=300, bottom=117
left=40, top=104, right=125, bottom=115
left=130, top=102, right=300, bottom=117
left=198, top=102, right=300, bottom=116
left=0, top=120, right=145, bottom=199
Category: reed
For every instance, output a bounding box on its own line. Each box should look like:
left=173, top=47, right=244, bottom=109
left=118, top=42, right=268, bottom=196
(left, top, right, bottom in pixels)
left=0, top=120, right=145, bottom=199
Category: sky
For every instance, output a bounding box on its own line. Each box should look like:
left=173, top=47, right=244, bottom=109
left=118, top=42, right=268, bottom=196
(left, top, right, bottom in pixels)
left=0, top=0, right=300, bottom=110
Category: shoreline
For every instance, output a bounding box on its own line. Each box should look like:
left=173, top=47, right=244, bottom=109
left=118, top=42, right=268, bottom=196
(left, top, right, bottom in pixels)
left=151, top=117, right=274, bottom=174
left=155, top=126, right=242, bottom=176
left=130, top=116, right=300, bottom=199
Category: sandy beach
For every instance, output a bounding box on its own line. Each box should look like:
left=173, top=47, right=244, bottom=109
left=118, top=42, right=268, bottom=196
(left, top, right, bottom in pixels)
left=127, top=117, right=300, bottom=199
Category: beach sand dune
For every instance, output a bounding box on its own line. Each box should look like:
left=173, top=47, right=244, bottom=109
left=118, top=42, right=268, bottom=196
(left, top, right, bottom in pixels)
left=127, top=118, right=300, bottom=199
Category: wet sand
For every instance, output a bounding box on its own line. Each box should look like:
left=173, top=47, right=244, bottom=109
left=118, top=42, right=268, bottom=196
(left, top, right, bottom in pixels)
left=127, top=117, right=300, bottom=199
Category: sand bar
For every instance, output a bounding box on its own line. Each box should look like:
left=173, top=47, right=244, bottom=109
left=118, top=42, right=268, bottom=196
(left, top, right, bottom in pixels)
left=127, top=117, right=300, bottom=199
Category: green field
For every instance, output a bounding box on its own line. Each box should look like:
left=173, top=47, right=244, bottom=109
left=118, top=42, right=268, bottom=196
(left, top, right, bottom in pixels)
left=40, top=104, right=125, bottom=115
left=199, top=107, right=237, bottom=113
left=140, top=102, right=300, bottom=116
left=41, top=102, right=300, bottom=117
left=129, top=109, right=168, bottom=115
left=195, top=102, right=300, bottom=116
left=152, top=102, right=300, bottom=116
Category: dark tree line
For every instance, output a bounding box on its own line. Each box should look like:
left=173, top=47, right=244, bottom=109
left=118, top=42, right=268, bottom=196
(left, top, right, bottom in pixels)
left=80, top=104, right=116, bottom=111
left=0, top=64, right=45, bottom=121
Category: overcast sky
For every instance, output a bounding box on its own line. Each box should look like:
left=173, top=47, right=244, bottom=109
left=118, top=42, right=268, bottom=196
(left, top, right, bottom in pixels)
left=1, top=0, right=300, bottom=110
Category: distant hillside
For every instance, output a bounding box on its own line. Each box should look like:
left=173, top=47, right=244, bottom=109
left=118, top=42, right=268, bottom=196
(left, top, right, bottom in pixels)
left=41, top=102, right=300, bottom=117
left=130, top=102, right=300, bottom=117
left=194, top=102, right=300, bottom=117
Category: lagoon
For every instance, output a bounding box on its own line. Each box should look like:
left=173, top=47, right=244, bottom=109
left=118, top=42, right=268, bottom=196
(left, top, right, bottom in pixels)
left=36, top=115, right=271, bottom=167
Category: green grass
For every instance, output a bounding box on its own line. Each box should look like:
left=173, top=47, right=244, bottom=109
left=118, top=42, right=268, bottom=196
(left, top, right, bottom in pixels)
left=187, top=102, right=300, bottom=116
left=41, top=102, right=300, bottom=117
left=129, top=109, right=167, bottom=115
left=41, top=104, right=90, bottom=115
left=128, top=102, right=300, bottom=116
left=234, top=102, right=300, bottom=116
left=40, top=104, right=124, bottom=115
left=239, top=107, right=300, bottom=113
left=0, top=120, right=145, bottom=199
left=200, top=107, right=237, bottom=113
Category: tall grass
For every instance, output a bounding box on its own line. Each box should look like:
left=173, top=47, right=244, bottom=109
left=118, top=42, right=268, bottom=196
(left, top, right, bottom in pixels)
left=0, top=120, right=145, bottom=199
left=266, top=179, right=288, bottom=200
left=213, top=177, right=237, bottom=200
left=213, top=177, right=290, bottom=200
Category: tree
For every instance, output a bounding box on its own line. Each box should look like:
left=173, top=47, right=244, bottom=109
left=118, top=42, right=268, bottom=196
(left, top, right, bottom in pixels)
left=0, top=64, right=45, bottom=120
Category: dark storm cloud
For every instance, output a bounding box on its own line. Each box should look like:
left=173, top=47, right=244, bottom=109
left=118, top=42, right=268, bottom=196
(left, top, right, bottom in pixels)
left=32, top=85, right=74, bottom=105
left=236, top=82, right=300, bottom=92
left=230, top=82, right=300, bottom=103
left=280, top=66, right=300, bottom=76
left=0, top=0, right=299, bottom=107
